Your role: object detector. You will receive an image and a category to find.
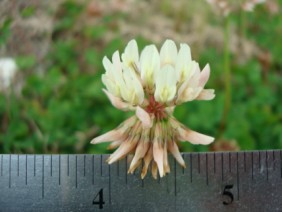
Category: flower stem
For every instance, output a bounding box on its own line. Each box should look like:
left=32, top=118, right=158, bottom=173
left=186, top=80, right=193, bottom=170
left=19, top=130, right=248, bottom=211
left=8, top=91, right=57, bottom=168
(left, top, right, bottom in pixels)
left=218, top=15, right=231, bottom=138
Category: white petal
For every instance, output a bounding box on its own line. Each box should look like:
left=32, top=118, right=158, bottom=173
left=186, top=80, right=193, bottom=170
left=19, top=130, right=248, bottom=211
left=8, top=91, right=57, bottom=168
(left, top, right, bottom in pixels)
left=154, top=65, right=177, bottom=103
left=160, top=39, right=177, bottom=65
left=101, top=74, right=119, bottom=97
left=112, top=51, right=122, bottom=75
left=121, top=39, right=139, bottom=68
left=123, top=68, right=144, bottom=104
left=136, top=106, right=152, bottom=129
left=140, top=45, right=160, bottom=88
left=176, top=44, right=192, bottom=81
left=102, top=56, right=113, bottom=73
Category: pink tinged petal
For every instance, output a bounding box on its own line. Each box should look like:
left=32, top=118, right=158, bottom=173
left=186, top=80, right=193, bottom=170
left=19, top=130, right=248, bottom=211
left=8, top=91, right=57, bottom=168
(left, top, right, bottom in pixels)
left=176, top=63, right=200, bottom=104
left=103, top=89, right=132, bottom=111
left=167, top=141, right=186, bottom=168
left=141, top=145, right=153, bottom=179
left=107, top=140, right=123, bottom=150
left=128, top=140, right=150, bottom=174
left=177, top=127, right=214, bottom=145
left=196, top=89, right=215, bottom=100
left=90, top=130, right=122, bottom=144
left=128, top=160, right=142, bottom=174
left=153, top=142, right=164, bottom=177
left=163, top=142, right=170, bottom=174
left=198, top=64, right=210, bottom=87
left=151, top=161, right=158, bottom=179
left=107, top=139, right=138, bottom=164
left=136, top=106, right=153, bottom=129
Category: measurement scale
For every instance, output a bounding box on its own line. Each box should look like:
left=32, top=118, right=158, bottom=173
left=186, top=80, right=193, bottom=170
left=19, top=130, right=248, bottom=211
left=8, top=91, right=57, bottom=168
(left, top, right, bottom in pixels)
left=0, top=150, right=281, bottom=211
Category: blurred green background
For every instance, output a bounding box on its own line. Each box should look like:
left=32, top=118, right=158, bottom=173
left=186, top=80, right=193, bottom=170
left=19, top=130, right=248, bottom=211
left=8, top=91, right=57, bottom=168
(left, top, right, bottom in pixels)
left=0, top=0, right=281, bottom=154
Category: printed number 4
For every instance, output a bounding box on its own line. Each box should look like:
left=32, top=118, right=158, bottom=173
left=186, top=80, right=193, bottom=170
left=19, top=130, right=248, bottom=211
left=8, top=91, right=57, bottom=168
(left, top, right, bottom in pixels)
left=93, top=189, right=105, bottom=209
left=222, top=185, right=234, bottom=205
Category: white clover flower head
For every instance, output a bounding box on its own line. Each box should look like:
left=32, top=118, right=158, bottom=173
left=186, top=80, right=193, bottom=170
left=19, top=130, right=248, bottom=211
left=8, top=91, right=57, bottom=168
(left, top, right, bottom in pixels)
left=91, top=39, right=215, bottom=179
left=241, top=0, right=265, bottom=12
left=0, top=58, right=17, bottom=92
left=206, top=0, right=265, bottom=15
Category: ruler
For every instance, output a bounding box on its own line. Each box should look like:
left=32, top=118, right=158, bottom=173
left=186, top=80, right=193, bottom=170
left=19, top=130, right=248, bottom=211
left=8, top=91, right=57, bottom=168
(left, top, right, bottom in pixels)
left=0, top=151, right=281, bottom=211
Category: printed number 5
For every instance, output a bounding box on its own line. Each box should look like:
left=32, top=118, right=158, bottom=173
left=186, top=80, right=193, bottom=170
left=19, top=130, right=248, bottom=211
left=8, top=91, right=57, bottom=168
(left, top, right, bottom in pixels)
left=93, top=189, right=105, bottom=209
left=222, top=185, right=234, bottom=205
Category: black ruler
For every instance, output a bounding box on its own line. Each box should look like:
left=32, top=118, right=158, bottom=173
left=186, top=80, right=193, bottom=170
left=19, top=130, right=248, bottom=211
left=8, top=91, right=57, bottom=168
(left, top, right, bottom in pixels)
left=0, top=150, right=282, bottom=211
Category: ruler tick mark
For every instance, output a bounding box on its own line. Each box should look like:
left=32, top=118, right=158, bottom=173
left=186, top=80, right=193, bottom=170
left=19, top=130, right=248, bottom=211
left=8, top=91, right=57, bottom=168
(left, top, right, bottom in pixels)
left=221, top=153, right=224, bottom=181
left=25, top=155, right=27, bottom=185
left=117, top=160, right=119, bottom=176
left=244, top=152, right=246, bottom=172
left=59, top=155, right=61, bottom=185
left=51, top=155, right=53, bottom=177
left=236, top=152, right=239, bottom=200
left=9, top=155, right=11, bottom=188
left=42, top=155, right=44, bottom=198
left=75, top=155, right=78, bottom=188
left=109, top=164, right=112, bottom=205
left=229, top=152, right=231, bottom=172
left=174, top=159, right=177, bottom=196
left=92, top=155, right=94, bottom=185
left=17, top=154, right=19, bottom=176
left=1, top=155, right=3, bottom=176
left=266, top=151, right=269, bottom=181
left=198, top=153, right=200, bottom=173
left=141, top=160, right=144, bottom=188
left=100, top=155, right=103, bottom=176
left=67, top=155, right=69, bottom=177
left=213, top=152, right=216, bottom=173
left=84, top=155, right=86, bottom=177
left=182, top=154, right=185, bottom=174
left=251, top=152, right=254, bottom=180
left=125, top=156, right=128, bottom=184
left=273, top=150, right=275, bottom=170
left=280, top=150, right=282, bottom=178
left=34, top=155, right=36, bottom=176
left=259, top=151, right=261, bottom=169
left=206, top=153, right=208, bottom=186
left=190, top=154, right=192, bottom=183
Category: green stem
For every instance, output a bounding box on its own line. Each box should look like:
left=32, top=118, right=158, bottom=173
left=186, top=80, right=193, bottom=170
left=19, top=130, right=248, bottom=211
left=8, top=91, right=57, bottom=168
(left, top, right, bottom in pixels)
left=218, top=15, right=231, bottom=138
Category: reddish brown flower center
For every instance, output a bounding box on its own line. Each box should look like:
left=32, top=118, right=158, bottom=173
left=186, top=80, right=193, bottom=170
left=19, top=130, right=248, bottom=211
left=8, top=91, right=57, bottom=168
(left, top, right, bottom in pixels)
left=146, top=95, right=167, bottom=120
